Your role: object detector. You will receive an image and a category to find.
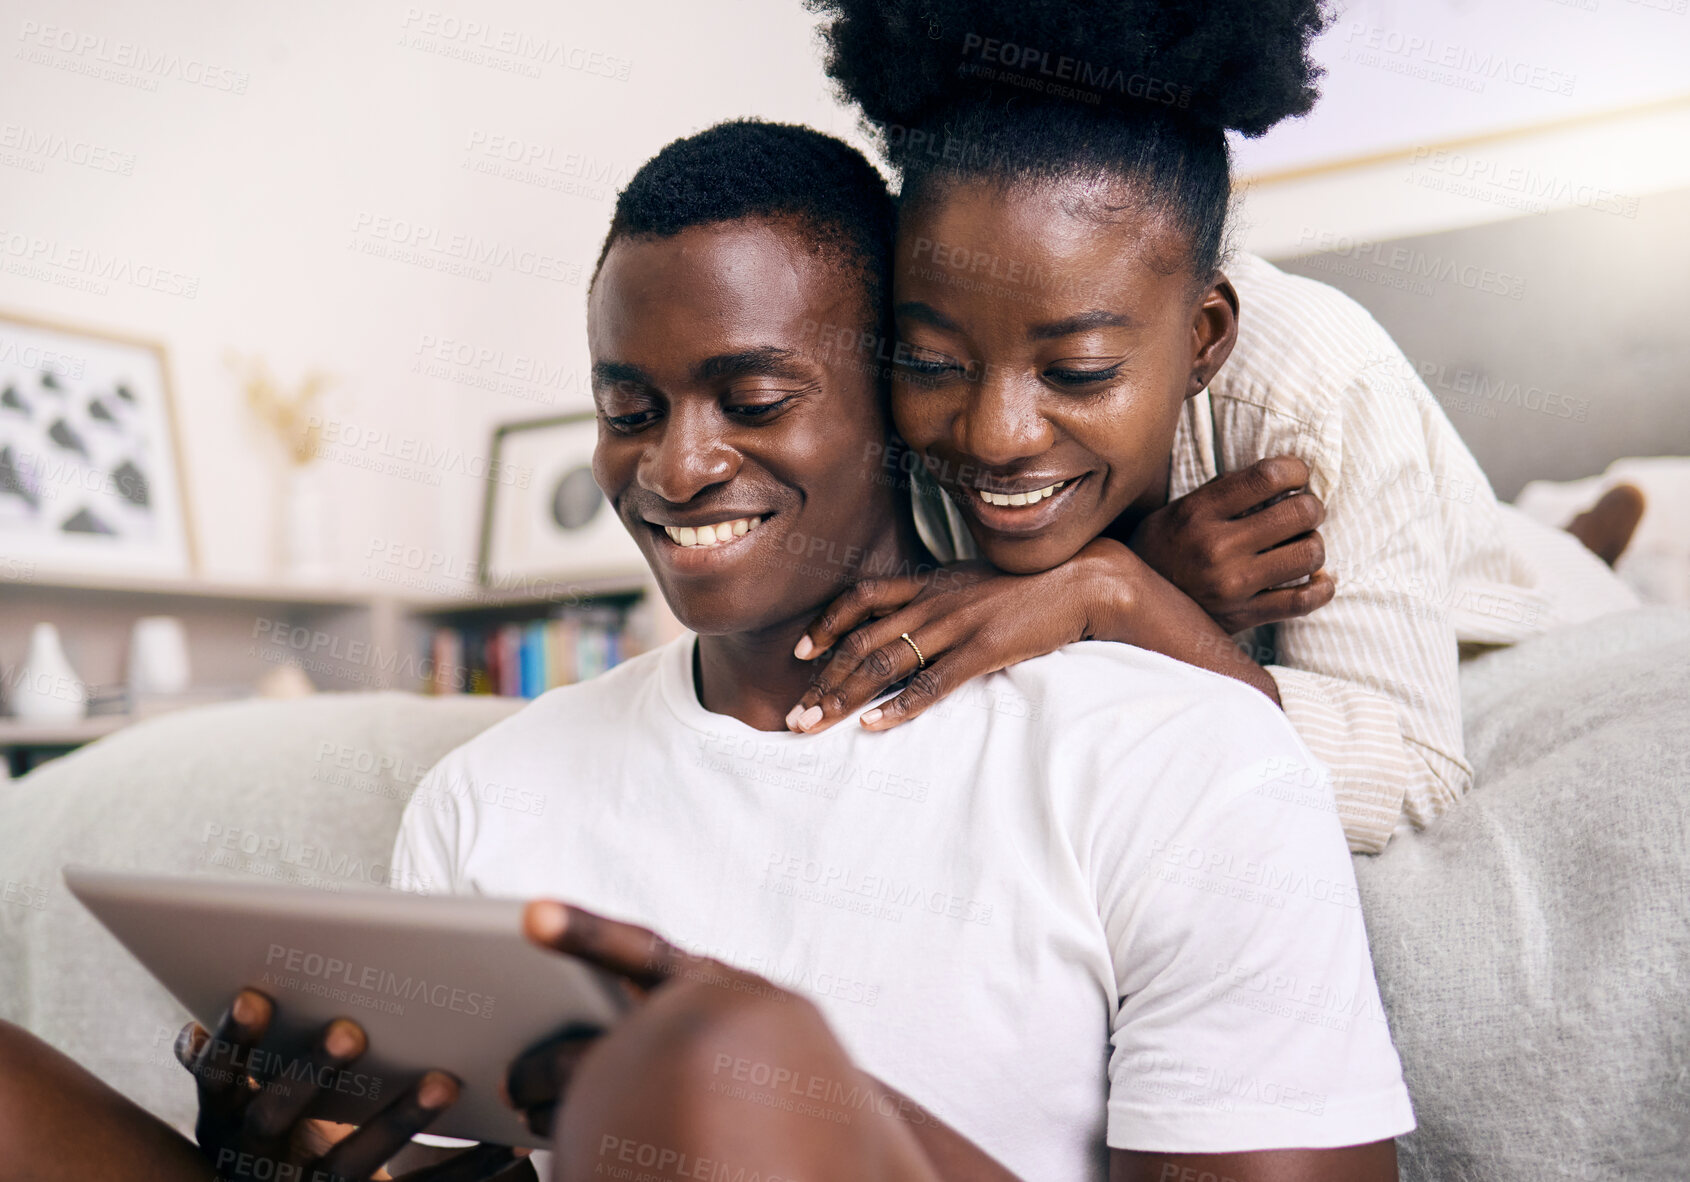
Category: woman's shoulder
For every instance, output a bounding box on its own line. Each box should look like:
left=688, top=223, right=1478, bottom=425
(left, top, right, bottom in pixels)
left=1200, top=252, right=1461, bottom=496
left=1211, top=251, right=1421, bottom=426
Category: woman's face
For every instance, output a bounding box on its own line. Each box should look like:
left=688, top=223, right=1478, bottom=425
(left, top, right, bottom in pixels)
left=890, top=177, right=1237, bottom=574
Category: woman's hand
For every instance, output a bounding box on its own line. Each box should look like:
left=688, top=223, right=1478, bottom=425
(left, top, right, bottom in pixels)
left=177, top=992, right=533, bottom=1182
left=1128, top=455, right=1335, bottom=635
left=782, top=548, right=1123, bottom=735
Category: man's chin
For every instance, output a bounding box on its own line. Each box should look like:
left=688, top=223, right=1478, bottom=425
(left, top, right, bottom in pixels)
left=649, top=575, right=773, bottom=638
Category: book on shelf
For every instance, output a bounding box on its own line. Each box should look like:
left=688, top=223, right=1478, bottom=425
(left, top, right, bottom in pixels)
left=426, top=606, right=633, bottom=698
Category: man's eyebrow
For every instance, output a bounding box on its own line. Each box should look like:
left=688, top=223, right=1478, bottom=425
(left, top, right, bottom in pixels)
left=894, top=301, right=962, bottom=334
left=693, top=346, right=808, bottom=383
left=1027, top=310, right=1132, bottom=341
left=592, top=360, right=654, bottom=389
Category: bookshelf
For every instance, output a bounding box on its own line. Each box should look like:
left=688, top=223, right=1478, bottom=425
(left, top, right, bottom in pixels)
left=0, top=568, right=674, bottom=774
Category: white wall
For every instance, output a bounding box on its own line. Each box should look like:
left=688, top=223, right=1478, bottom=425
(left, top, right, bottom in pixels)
left=3, top=1, right=1683, bottom=589
left=0, top=0, right=872, bottom=588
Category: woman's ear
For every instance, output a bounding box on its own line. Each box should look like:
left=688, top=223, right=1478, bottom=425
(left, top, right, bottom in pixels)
left=1185, top=273, right=1239, bottom=400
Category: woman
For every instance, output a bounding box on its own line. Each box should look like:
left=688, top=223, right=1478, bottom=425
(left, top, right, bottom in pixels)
left=784, top=0, right=1640, bottom=853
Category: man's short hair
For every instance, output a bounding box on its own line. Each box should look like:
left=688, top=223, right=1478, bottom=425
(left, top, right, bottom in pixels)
left=595, top=119, right=894, bottom=332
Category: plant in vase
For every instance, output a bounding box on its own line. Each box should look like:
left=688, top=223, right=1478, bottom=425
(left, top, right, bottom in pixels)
left=233, top=355, right=332, bottom=583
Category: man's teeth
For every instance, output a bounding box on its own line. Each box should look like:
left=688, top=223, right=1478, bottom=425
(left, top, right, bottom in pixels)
left=663, top=516, right=762, bottom=548
left=977, top=480, right=1068, bottom=508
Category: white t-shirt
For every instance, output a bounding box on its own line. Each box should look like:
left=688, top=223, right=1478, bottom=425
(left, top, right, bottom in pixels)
left=392, top=637, right=1415, bottom=1180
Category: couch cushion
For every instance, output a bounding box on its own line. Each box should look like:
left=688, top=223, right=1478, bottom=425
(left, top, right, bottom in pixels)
left=0, top=690, right=520, bottom=1134
left=1358, top=606, right=1690, bottom=1181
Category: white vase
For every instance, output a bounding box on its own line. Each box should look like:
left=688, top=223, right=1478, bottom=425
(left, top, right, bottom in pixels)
left=278, top=464, right=335, bottom=584
left=128, top=616, right=191, bottom=696
left=12, top=623, right=86, bottom=721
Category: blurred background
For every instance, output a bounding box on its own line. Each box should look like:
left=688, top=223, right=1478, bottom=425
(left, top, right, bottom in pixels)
left=2, top=0, right=1687, bottom=770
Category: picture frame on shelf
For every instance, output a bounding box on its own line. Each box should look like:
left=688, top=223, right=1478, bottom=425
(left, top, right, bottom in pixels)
left=478, top=412, right=644, bottom=590
left=0, top=311, right=196, bottom=580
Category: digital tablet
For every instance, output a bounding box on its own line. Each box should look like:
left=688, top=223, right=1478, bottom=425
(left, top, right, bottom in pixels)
left=64, top=866, right=633, bottom=1147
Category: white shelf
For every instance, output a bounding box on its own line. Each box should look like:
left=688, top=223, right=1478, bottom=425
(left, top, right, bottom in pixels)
left=8, top=571, right=369, bottom=606
left=0, top=716, right=127, bottom=746
left=401, top=570, right=652, bottom=614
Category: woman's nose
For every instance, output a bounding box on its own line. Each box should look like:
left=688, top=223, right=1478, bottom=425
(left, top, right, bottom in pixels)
left=639, top=405, right=738, bottom=503
left=955, top=370, right=1055, bottom=469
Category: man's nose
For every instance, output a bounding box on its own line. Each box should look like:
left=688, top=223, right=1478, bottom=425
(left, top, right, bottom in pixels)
left=954, top=368, right=1056, bottom=469
left=638, top=404, right=738, bottom=503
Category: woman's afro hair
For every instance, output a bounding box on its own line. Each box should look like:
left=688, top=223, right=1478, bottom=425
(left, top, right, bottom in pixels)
left=805, top=0, right=1330, bottom=280
left=807, top=0, right=1330, bottom=144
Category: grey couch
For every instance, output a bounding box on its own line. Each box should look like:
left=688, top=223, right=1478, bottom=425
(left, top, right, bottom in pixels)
left=2, top=609, right=1687, bottom=1180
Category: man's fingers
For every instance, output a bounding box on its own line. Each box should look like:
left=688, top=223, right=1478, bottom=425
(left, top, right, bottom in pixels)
left=193, top=989, right=272, bottom=1109
left=793, top=577, right=923, bottom=660
left=316, top=1070, right=458, bottom=1180
left=243, top=1017, right=367, bottom=1141
left=1201, top=455, right=1310, bottom=519
left=789, top=617, right=927, bottom=733
left=405, top=1143, right=538, bottom=1182
left=523, top=901, right=695, bottom=990
left=505, top=1028, right=599, bottom=1136
left=174, top=1022, right=209, bottom=1071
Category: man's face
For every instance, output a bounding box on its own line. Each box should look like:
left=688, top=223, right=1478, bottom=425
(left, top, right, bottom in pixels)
left=589, top=218, right=897, bottom=635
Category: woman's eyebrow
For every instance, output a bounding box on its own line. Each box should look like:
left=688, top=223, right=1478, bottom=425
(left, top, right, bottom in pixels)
left=894, top=301, right=962, bottom=334
left=1027, top=310, right=1132, bottom=340
left=693, top=346, right=808, bottom=382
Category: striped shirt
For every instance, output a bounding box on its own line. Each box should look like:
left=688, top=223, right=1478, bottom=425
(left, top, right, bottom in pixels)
left=912, top=251, right=1637, bottom=853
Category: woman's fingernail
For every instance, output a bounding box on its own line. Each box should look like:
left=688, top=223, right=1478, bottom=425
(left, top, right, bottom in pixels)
left=784, top=704, right=805, bottom=731
left=797, top=705, right=823, bottom=731
left=793, top=635, right=816, bottom=660
left=860, top=708, right=882, bottom=727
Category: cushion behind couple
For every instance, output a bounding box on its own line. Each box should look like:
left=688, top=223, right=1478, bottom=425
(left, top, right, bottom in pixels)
left=2, top=608, right=1686, bottom=1180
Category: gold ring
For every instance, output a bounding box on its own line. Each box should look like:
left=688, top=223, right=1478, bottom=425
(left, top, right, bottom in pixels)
left=900, top=632, right=926, bottom=671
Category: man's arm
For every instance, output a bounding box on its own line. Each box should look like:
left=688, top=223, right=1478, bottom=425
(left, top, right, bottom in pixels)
left=1089, top=710, right=1416, bottom=1168
left=1112, top=1140, right=1398, bottom=1181
left=863, top=1076, right=1021, bottom=1181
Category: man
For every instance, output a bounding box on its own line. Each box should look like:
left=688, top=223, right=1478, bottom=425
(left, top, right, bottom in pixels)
left=0, top=119, right=1412, bottom=1182
left=391, top=119, right=1415, bottom=1180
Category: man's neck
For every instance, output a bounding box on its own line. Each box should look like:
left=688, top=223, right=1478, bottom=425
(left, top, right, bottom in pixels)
left=694, top=514, right=930, bottom=731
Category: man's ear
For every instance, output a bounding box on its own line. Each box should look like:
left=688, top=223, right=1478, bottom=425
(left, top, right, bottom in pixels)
left=1185, top=273, right=1239, bottom=400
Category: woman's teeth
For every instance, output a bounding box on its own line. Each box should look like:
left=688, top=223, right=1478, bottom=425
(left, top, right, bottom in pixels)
left=663, top=516, right=762, bottom=548
left=976, top=480, right=1068, bottom=508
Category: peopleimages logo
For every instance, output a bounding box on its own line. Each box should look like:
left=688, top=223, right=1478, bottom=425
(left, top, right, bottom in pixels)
left=264, top=943, right=495, bottom=1019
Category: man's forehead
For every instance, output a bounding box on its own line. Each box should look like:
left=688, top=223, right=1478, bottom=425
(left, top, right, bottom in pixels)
left=590, top=225, right=867, bottom=365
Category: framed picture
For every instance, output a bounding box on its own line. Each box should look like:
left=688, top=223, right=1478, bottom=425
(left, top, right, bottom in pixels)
left=0, top=311, right=195, bottom=579
left=478, top=412, right=644, bottom=589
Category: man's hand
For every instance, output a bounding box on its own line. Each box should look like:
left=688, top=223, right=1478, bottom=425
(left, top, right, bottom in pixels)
left=511, top=902, right=1017, bottom=1182
left=176, top=991, right=533, bottom=1181
left=1129, top=455, right=1335, bottom=635
left=502, top=901, right=743, bottom=1138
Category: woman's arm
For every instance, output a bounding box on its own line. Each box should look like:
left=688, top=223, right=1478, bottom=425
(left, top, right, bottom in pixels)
left=782, top=457, right=1333, bottom=734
